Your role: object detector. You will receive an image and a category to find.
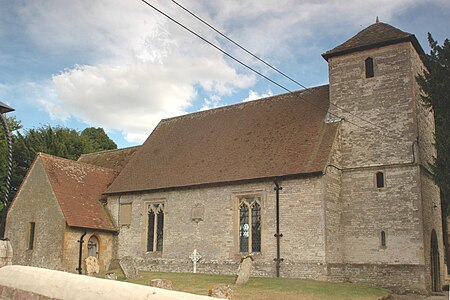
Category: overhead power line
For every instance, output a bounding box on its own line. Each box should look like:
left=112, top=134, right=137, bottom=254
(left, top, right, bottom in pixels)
left=169, top=0, right=392, bottom=135
left=138, top=0, right=396, bottom=138
left=171, top=0, right=308, bottom=90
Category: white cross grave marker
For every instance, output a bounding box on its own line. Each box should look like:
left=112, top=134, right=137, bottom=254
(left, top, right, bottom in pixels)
left=189, top=249, right=202, bottom=273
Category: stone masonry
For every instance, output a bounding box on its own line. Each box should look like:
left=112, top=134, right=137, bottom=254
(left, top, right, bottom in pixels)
left=105, top=25, right=443, bottom=294
left=325, top=40, right=443, bottom=292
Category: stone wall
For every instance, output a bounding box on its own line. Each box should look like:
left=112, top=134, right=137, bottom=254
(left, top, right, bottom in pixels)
left=327, top=42, right=417, bottom=167
left=62, top=228, right=115, bottom=274
left=0, top=265, right=212, bottom=300
left=108, top=177, right=329, bottom=279
left=326, top=40, right=444, bottom=293
left=410, top=40, right=445, bottom=292
left=419, top=170, right=444, bottom=291
left=6, top=158, right=66, bottom=270
left=323, top=132, right=344, bottom=265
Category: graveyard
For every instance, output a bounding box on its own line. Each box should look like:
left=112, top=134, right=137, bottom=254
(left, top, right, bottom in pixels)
left=125, top=271, right=390, bottom=300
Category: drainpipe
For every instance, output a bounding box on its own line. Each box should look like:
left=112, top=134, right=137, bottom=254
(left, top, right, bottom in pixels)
left=273, top=179, right=283, bottom=277
left=76, top=231, right=87, bottom=274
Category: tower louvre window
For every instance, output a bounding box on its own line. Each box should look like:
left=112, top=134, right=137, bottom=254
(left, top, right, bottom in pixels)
left=376, top=172, right=385, bottom=188
left=28, top=222, right=36, bottom=250
left=365, top=57, right=374, bottom=78
left=381, top=231, right=387, bottom=247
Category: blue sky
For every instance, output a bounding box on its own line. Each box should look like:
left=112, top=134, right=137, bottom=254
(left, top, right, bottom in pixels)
left=1, top=0, right=449, bottom=148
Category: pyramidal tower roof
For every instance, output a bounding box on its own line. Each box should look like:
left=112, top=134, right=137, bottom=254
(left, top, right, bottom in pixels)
left=322, top=21, right=424, bottom=61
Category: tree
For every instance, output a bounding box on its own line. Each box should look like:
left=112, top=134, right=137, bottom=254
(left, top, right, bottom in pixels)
left=0, top=121, right=117, bottom=203
left=417, top=34, right=450, bottom=268
left=417, top=34, right=450, bottom=208
left=0, top=116, right=22, bottom=204
left=81, top=127, right=117, bottom=153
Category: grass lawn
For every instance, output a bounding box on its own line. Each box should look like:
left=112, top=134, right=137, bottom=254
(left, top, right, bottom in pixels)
left=125, top=272, right=390, bottom=300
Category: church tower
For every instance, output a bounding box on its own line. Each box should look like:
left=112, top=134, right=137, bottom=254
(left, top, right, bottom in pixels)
left=322, top=22, right=443, bottom=293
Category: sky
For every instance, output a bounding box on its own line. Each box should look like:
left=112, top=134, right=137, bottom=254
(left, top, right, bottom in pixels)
left=1, top=0, right=449, bottom=148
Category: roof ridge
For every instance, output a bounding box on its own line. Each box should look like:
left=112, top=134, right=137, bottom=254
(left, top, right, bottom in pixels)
left=78, top=145, right=141, bottom=158
left=161, top=84, right=329, bottom=124
left=322, top=21, right=422, bottom=61
left=38, top=152, right=117, bottom=174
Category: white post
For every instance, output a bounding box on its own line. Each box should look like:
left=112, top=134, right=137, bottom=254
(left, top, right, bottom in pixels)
left=189, top=249, right=201, bottom=274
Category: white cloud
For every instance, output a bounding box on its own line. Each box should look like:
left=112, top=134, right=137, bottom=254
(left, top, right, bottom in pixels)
left=201, top=95, right=222, bottom=111
left=242, top=90, right=273, bottom=102
left=13, top=0, right=255, bottom=142
left=6, top=0, right=447, bottom=144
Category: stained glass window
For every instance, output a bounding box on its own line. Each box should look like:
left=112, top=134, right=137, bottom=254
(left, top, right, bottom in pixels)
left=239, top=197, right=261, bottom=253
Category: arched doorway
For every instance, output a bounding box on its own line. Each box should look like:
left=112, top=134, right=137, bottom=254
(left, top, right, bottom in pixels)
left=431, top=229, right=440, bottom=292
left=87, top=235, right=99, bottom=259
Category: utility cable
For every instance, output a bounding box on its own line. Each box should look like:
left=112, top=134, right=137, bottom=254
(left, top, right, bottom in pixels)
left=170, top=0, right=392, bottom=135
left=171, top=0, right=308, bottom=90
left=138, top=0, right=396, bottom=138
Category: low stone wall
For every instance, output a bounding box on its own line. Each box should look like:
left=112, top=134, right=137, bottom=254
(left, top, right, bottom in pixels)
left=0, top=265, right=211, bottom=300
left=327, top=263, right=427, bottom=294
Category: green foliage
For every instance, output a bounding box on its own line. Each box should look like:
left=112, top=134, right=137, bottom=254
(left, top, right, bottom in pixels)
left=417, top=34, right=450, bottom=214
left=0, top=119, right=117, bottom=203
left=81, top=127, right=117, bottom=153
left=127, top=272, right=389, bottom=300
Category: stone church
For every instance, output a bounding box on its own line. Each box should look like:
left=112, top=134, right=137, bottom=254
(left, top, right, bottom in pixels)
left=6, top=21, right=443, bottom=293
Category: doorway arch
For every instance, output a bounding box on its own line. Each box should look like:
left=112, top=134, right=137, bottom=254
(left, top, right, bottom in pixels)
left=87, top=235, right=99, bottom=259
left=431, top=229, right=440, bottom=292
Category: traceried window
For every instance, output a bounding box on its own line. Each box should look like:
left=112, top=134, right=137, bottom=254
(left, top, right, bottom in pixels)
left=147, top=203, right=164, bottom=252
left=239, top=197, right=261, bottom=253
left=365, top=57, right=374, bottom=78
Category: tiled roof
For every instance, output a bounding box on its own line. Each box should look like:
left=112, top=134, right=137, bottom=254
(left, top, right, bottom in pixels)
left=77, top=146, right=141, bottom=173
left=106, top=85, right=339, bottom=194
left=38, top=153, right=117, bottom=232
left=322, top=22, right=424, bottom=61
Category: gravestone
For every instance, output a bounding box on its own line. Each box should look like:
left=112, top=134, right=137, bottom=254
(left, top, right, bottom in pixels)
left=119, top=256, right=139, bottom=279
left=105, top=272, right=117, bottom=280
left=189, top=249, right=202, bottom=273
left=150, top=279, right=173, bottom=290
left=234, top=255, right=253, bottom=285
left=208, top=284, right=234, bottom=299
left=85, top=256, right=99, bottom=276
left=0, top=240, right=12, bottom=268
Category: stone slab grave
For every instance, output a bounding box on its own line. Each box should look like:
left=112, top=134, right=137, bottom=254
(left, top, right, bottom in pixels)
left=234, top=255, right=253, bottom=285
left=85, top=256, right=100, bottom=276
left=119, top=256, right=139, bottom=279
left=150, top=279, right=173, bottom=290
left=208, top=284, right=234, bottom=299
left=105, top=272, right=117, bottom=280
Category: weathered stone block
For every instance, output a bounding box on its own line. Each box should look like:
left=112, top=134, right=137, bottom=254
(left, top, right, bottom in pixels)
left=208, top=284, right=233, bottom=299
left=150, top=279, right=173, bottom=290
